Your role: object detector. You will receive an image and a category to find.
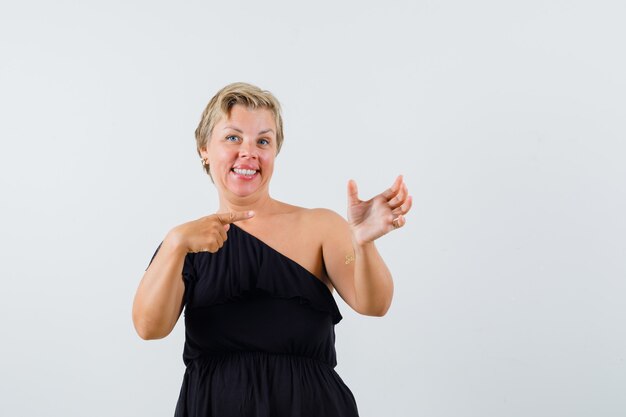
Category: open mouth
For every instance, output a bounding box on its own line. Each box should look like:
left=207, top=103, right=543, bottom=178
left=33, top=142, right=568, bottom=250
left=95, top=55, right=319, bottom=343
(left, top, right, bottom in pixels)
left=231, top=168, right=258, bottom=178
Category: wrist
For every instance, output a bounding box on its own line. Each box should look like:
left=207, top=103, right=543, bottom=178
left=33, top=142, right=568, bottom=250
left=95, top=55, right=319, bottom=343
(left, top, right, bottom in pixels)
left=351, top=230, right=375, bottom=250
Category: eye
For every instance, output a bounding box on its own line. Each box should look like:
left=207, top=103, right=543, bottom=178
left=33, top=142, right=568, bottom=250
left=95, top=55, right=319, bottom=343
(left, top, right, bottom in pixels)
left=225, top=135, right=240, bottom=142
left=258, top=138, right=270, bottom=146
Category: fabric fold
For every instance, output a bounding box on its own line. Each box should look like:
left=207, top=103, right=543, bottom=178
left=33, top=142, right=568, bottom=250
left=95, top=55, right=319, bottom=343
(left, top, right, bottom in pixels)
left=184, top=224, right=343, bottom=325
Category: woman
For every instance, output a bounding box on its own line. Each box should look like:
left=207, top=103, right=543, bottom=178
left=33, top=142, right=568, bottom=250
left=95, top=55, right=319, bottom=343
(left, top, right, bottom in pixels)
left=132, top=82, right=412, bottom=417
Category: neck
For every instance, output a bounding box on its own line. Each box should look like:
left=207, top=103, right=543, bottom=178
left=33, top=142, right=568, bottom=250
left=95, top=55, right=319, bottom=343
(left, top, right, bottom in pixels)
left=218, top=190, right=277, bottom=217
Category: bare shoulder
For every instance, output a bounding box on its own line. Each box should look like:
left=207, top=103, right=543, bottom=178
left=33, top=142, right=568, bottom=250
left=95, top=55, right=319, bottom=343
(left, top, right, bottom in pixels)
left=267, top=201, right=349, bottom=243
left=304, top=207, right=346, bottom=224
left=272, top=200, right=346, bottom=227
left=301, top=208, right=350, bottom=240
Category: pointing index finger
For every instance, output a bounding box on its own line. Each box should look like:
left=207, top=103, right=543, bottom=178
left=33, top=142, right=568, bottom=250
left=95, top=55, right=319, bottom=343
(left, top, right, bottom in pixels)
left=217, top=210, right=255, bottom=224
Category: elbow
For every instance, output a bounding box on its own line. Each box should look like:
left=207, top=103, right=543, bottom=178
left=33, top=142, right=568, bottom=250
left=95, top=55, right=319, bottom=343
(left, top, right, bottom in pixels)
left=134, top=321, right=169, bottom=340
left=355, top=284, right=394, bottom=317
left=354, top=278, right=394, bottom=317
left=356, top=300, right=392, bottom=317
left=134, top=324, right=165, bottom=340
left=132, top=310, right=170, bottom=340
left=367, top=304, right=391, bottom=317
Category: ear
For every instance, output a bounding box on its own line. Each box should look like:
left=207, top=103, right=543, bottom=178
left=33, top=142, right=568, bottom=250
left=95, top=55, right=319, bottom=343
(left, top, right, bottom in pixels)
left=199, top=142, right=210, bottom=160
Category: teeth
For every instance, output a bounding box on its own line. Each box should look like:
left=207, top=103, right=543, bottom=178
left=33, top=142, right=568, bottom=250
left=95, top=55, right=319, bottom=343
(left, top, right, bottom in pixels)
left=233, top=168, right=257, bottom=176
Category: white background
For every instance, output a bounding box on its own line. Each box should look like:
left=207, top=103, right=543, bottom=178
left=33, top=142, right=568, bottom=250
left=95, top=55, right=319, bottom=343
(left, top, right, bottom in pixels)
left=1, top=1, right=625, bottom=416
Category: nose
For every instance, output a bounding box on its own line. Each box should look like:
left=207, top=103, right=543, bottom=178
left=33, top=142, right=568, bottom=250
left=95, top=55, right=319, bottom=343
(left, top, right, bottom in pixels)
left=238, top=139, right=257, bottom=158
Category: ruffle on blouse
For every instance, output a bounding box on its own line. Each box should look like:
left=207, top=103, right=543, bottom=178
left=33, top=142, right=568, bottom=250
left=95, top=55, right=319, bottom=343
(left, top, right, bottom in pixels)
left=182, top=224, right=343, bottom=325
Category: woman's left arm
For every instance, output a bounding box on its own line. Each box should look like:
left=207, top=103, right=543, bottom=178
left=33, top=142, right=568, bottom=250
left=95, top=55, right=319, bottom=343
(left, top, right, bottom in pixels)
left=321, top=175, right=412, bottom=316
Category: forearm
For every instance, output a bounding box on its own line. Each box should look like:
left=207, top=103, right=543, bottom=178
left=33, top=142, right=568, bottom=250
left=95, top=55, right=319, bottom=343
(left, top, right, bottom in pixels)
left=132, top=235, right=187, bottom=339
left=352, top=239, right=394, bottom=316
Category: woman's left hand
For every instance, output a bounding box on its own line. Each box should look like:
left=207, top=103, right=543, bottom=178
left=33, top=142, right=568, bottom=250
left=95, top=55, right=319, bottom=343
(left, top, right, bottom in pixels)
left=347, top=175, right=413, bottom=246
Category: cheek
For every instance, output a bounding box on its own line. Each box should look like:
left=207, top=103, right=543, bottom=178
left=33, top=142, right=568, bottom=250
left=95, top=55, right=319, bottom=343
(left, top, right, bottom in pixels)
left=261, top=155, right=276, bottom=171
left=209, top=148, right=236, bottom=165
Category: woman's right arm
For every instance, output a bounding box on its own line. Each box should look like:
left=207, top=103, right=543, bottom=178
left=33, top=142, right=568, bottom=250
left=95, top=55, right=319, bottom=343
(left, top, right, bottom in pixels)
left=132, top=232, right=188, bottom=340
left=132, top=210, right=254, bottom=340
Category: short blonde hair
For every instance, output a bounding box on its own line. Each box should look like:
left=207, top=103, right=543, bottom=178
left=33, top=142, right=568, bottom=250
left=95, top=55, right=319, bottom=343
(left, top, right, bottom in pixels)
left=195, top=82, right=284, bottom=176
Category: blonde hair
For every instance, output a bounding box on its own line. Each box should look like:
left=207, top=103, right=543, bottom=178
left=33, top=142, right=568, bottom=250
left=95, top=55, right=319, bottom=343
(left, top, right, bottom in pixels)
left=195, top=82, right=284, bottom=176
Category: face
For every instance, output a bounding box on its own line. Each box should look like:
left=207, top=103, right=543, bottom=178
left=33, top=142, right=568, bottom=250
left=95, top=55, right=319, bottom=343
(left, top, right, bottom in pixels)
left=200, top=104, right=278, bottom=199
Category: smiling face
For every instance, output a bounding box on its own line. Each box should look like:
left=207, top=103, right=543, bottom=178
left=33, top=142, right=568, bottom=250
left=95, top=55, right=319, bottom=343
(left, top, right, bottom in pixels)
left=200, top=104, right=278, bottom=201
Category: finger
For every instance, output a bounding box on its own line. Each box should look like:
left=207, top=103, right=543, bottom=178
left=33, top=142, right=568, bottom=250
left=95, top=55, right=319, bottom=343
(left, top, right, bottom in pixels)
left=216, top=210, right=255, bottom=224
left=218, top=224, right=228, bottom=241
left=388, top=183, right=408, bottom=209
left=347, top=179, right=360, bottom=206
left=381, top=175, right=403, bottom=200
left=391, top=215, right=406, bottom=229
left=392, top=195, right=413, bottom=216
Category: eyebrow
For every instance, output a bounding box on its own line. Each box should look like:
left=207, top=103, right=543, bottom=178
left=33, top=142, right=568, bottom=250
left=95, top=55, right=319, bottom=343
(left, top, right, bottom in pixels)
left=223, top=126, right=275, bottom=135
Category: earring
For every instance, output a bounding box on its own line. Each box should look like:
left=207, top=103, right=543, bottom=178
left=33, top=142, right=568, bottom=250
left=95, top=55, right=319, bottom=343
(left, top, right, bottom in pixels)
left=201, top=158, right=210, bottom=172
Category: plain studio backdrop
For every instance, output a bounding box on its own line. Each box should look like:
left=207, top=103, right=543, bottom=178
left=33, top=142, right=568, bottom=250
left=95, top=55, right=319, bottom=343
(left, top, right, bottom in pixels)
left=1, top=1, right=624, bottom=416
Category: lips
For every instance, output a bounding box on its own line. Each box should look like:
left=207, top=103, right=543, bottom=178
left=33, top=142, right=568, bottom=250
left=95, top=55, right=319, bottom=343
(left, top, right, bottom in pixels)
left=230, top=164, right=260, bottom=180
left=232, top=168, right=257, bottom=176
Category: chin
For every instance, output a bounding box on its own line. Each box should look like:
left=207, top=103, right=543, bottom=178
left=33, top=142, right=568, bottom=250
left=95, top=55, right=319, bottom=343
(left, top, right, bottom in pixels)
left=226, top=182, right=263, bottom=198
left=221, top=172, right=269, bottom=198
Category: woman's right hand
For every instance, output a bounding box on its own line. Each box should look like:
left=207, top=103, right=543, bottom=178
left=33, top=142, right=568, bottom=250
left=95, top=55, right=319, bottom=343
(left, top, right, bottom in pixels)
left=167, top=210, right=255, bottom=253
